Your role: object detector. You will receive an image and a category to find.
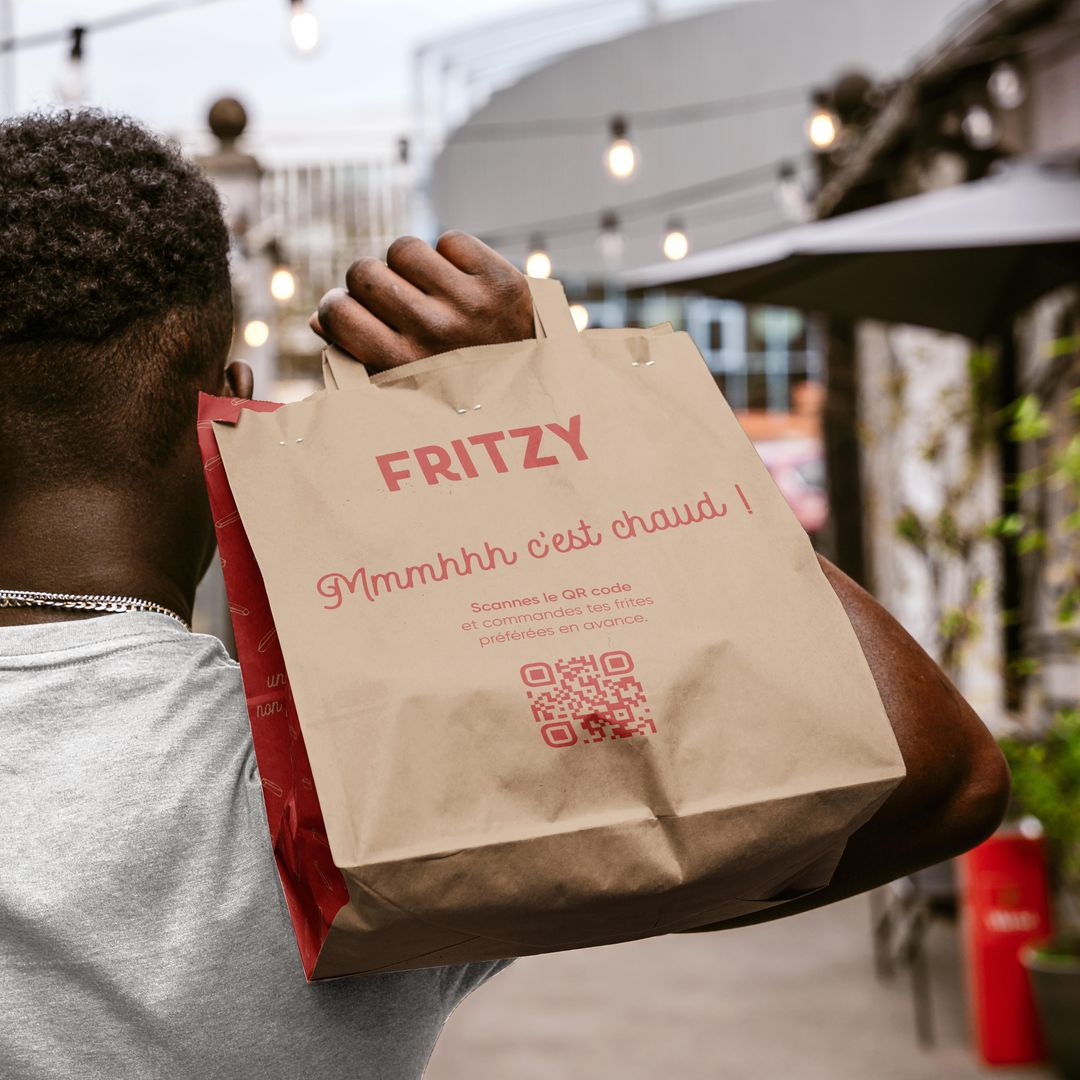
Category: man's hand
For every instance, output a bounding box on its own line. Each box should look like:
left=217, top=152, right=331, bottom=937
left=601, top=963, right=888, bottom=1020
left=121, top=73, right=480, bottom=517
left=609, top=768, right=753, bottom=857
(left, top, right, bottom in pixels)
left=312, top=231, right=535, bottom=371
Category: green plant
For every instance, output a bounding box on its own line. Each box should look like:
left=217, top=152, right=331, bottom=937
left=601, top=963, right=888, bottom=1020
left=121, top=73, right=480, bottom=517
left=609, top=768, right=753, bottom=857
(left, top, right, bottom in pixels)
left=1000, top=708, right=1080, bottom=957
left=883, top=324, right=1080, bottom=953
left=886, top=338, right=996, bottom=680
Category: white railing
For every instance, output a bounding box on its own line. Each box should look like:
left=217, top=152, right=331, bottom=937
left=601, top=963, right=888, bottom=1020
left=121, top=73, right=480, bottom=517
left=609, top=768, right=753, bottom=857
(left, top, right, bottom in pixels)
left=259, top=158, right=409, bottom=314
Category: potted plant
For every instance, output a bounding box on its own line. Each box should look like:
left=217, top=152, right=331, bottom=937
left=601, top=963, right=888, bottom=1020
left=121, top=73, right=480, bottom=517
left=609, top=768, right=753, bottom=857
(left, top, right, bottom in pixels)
left=1000, top=708, right=1080, bottom=1078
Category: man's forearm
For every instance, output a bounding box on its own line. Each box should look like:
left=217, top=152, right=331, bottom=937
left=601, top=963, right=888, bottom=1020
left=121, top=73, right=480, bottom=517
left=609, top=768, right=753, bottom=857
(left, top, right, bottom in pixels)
left=683, top=555, right=1010, bottom=933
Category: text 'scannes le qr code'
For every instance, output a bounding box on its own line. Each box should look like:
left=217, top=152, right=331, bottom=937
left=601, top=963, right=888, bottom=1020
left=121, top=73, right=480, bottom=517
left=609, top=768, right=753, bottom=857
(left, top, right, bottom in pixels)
left=520, top=651, right=656, bottom=749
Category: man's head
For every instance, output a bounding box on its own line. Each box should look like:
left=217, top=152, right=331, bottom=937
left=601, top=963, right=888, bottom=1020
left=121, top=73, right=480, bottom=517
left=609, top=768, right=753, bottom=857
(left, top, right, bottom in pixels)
left=0, top=111, right=530, bottom=620
left=0, top=109, right=239, bottom=489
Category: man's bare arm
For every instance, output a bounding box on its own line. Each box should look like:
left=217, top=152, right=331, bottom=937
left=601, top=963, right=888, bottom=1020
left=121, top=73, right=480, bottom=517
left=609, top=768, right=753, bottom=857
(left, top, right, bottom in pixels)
left=681, top=556, right=1011, bottom=932
left=315, top=232, right=1012, bottom=932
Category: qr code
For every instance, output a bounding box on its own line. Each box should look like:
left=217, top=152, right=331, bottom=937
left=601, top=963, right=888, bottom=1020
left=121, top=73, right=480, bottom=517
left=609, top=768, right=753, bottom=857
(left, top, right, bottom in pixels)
left=520, top=651, right=655, bottom=749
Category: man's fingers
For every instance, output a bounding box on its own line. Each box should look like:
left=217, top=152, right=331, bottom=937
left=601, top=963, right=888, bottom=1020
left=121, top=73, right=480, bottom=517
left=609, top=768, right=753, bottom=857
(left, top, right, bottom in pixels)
left=434, top=229, right=518, bottom=279
left=344, top=257, right=446, bottom=338
left=316, top=288, right=417, bottom=371
left=432, top=232, right=534, bottom=340
left=317, top=232, right=535, bottom=365
left=385, top=235, right=473, bottom=298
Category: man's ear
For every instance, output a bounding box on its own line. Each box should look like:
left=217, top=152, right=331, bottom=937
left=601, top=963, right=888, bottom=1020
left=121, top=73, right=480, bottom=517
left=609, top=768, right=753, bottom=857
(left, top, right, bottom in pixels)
left=223, top=360, right=255, bottom=401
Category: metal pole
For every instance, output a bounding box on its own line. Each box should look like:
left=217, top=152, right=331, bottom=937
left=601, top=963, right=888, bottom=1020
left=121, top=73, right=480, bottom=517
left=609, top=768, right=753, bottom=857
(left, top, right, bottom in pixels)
left=821, top=316, right=867, bottom=586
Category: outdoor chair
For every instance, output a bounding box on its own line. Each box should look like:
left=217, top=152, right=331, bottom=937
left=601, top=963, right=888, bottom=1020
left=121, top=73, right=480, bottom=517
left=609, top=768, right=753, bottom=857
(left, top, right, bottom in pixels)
left=870, top=860, right=958, bottom=1047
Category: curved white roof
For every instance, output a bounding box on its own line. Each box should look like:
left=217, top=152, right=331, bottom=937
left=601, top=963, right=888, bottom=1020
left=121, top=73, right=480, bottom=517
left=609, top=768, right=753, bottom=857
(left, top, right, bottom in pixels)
left=430, top=0, right=971, bottom=277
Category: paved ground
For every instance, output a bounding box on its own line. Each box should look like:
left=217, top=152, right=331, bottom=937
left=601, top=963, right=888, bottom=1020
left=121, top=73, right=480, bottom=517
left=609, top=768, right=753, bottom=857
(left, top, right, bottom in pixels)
left=425, top=895, right=1053, bottom=1080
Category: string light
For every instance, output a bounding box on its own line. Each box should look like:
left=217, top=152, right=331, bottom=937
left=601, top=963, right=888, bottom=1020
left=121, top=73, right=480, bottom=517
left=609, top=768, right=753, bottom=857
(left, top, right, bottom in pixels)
left=455, top=85, right=809, bottom=143
left=266, top=240, right=296, bottom=302
left=289, top=0, right=318, bottom=54
left=806, top=92, right=839, bottom=150
left=56, top=26, right=86, bottom=103
left=987, top=61, right=1026, bottom=109
left=525, top=235, right=552, bottom=279
left=243, top=319, right=270, bottom=348
left=597, top=210, right=624, bottom=262
left=960, top=102, right=1000, bottom=149
left=478, top=159, right=778, bottom=249
left=604, top=116, right=638, bottom=180
left=3, top=0, right=239, bottom=58
left=270, top=267, right=296, bottom=302
left=662, top=217, right=689, bottom=261
left=569, top=304, right=589, bottom=331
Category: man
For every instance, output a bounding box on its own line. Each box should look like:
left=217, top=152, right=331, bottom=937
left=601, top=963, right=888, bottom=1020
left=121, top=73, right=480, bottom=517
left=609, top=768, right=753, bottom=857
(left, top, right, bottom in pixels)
left=0, top=111, right=1007, bottom=1079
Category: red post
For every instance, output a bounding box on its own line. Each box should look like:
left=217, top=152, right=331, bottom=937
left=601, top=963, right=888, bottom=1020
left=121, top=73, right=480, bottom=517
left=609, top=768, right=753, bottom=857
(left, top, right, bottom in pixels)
left=961, top=831, right=1052, bottom=1064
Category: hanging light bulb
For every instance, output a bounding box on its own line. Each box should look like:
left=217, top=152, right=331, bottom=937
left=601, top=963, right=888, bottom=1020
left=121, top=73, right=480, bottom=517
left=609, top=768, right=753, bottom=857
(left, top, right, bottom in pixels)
left=270, top=266, right=296, bottom=302
left=243, top=319, right=270, bottom=348
left=987, top=62, right=1026, bottom=110
left=604, top=116, right=638, bottom=181
left=597, top=210, right=624, bottom=263
left=569, top=304, right=590, bottom=331
left=662, top=218, right=689, bottom=261
left=56, top=26, right=86, bottom=104
left=266, top=240, right=296, bottom=302
left=806, top=91, right=839, bottom=151
left=289, top=0, right=319, bottom=54
left=961, top=103, right=1000, bottom=150
left=525, top=235, right=552, bottom=279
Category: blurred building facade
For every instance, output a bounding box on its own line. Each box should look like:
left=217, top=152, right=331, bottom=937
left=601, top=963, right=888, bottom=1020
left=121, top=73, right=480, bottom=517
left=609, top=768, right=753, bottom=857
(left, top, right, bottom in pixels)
left=191, top=101, right=409, bottom=643
left=258, top=157, right=407, bottom=394
left=808, top=0, right=1080, bottom=727
left=198, top=99, right=410, bottom=404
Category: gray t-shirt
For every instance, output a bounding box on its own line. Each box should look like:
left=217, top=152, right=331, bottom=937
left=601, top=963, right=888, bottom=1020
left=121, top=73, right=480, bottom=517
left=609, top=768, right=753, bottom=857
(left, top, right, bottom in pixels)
left=0, top=611, right=509, bottom=1079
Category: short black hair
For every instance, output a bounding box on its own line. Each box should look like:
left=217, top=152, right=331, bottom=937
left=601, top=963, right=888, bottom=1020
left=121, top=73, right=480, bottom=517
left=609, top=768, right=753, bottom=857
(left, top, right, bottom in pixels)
left=0, top=109, right=233, bottom=484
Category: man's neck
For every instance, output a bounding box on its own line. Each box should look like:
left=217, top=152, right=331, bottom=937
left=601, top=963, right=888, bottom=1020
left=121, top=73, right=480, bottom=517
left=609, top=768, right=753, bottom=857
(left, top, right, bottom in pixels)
left=0, top=483, right=208, bottom=628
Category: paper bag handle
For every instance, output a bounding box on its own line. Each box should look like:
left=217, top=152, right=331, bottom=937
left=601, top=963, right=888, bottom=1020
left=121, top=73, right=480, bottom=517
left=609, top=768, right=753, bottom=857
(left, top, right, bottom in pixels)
left=322, top=344, right=372, bottom=392
left=527, top=276, right=579, bottom=341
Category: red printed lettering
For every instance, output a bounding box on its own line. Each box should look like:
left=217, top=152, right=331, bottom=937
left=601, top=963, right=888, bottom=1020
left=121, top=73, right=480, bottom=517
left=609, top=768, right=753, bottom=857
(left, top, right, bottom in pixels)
left=509, top=425, right=558, bottom=469
left=612, top=491, right=726, bottom=540
left=546, top=415, right=588, bottom=461
left=467, top=431, right=509, bottom=473
left=415, top=445, right=461, bottom=486
left=376, top=450, right=411, bottom=492
left=377, top=416, right=588, bottom=491
left=316, top=541, right=519, bottom=609
left=451, top=439, right=480, bottom=478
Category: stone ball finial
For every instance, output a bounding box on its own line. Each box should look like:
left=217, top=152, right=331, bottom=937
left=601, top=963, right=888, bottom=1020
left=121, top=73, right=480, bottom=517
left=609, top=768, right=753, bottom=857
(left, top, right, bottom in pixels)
left=208, top=97, right=248, bottom=146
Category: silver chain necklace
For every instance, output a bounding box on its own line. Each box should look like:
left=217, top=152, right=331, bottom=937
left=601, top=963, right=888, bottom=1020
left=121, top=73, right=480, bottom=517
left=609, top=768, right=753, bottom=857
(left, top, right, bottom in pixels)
left=0, top=587, right=191, bottom=630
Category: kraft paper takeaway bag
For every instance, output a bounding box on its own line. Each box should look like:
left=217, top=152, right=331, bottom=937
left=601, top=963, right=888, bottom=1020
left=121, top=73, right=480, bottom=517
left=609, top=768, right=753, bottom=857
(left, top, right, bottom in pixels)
left=197, top=278, right=905, bottom=981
